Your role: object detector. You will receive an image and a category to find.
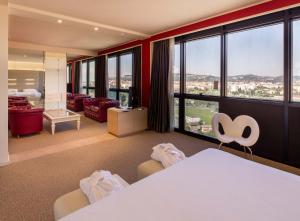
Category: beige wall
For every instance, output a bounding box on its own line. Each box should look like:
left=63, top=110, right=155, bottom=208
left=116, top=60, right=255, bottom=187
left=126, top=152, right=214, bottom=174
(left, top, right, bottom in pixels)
left=8, top=70, right=45, bottom=93
left=0, top=0, right=9, bottom=165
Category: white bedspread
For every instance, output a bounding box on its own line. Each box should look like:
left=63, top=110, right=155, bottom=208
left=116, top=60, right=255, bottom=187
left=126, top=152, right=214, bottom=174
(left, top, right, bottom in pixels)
left=60, top=149, right=300, bottom=221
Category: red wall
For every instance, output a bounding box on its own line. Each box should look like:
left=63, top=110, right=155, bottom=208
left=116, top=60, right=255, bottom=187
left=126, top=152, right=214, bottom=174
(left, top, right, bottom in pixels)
left=97, top=0, right=300, bottom=106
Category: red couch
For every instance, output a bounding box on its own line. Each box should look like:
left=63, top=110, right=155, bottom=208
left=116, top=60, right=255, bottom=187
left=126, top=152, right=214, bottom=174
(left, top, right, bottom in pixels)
left=67, top=94, right=90, bottom=112
left=9, top=106, right=44, bottom=137
left=83, top=98, right=119, bottom=122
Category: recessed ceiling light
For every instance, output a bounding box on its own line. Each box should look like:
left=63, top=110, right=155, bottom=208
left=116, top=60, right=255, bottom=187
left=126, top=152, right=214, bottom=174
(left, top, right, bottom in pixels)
left=57, top=19, right=63, bottom=24
left=94, top=27, right=99, bottom=31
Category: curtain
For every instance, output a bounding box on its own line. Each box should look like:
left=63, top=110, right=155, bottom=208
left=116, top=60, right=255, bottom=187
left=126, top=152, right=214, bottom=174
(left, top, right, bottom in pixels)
left=74, top=61, right=81, bottom=94
left=148, top=39, right=171, bottom=133
left=95, top=55, right=107, bottom=97
left=132, top=46, right=142, bottom=107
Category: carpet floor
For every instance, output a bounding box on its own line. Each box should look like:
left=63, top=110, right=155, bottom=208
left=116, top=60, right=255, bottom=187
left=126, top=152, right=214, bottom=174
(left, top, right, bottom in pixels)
left=1, top=128, right=216, bottom=221
left=2, top=116, right=300, bottom=221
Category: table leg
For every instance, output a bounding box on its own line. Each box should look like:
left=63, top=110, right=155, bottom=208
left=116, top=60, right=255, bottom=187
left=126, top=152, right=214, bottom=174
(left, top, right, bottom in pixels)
left=77, top=119, right=80, bottom=130
left=51, top=122, right=55, bottom=135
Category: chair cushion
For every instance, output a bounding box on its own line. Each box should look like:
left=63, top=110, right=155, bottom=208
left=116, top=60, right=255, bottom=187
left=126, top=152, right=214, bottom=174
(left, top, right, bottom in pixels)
left=53, top=189, right=89, bottom=221
left=137, top=159, right=164, bottom=180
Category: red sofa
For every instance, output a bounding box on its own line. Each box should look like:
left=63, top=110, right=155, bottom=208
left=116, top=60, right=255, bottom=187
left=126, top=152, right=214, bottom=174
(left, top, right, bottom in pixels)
left=67, top=94, right=90, bottom=112
left=9, top=106, right=44, bottom=137
left=83, top=98, right=119, bottom=122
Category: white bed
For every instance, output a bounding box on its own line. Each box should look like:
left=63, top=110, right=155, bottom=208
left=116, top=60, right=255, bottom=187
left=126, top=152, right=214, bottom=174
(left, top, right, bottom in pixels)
left=60, top=149, right=300, bottom=221
left=8, top=89, right=42, bottom=99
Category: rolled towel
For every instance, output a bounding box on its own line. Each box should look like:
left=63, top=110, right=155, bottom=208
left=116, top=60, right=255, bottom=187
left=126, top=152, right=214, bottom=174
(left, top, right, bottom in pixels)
left=151, top=143, right=186, bottom=168
left=80, top=170, right=126, bottom=204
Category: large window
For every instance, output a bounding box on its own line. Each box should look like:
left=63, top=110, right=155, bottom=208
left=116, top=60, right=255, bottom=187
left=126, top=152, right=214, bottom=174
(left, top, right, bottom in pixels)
left=80, top=59, right=95, bottom=97
left=107, top=52, right=133, bottom=107
left=293, top=20, right=300, bottom=102
left=174, top=17, right=286, bottom=139
left=227, top=24, right=284, bottom=100
left=174, top=35, right=220, bottom=138
left=185, top=36, right=221, bottom=96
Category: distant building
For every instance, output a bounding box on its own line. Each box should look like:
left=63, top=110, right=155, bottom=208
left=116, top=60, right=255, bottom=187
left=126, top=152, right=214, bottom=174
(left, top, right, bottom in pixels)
left=213, top=81, right=219, bottom=90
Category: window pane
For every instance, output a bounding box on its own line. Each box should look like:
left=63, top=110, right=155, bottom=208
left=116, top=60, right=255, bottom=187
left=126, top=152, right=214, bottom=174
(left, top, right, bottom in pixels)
left=293, top=20, right=300, bottom=102
left=185, top=99, right=218, bottom=137
left=81, top=62, right=87, bottom=94
left=66, top=65, right=70, bottom=83
left=120, top=54, right=132, bottom=89
left=227, top=24, right=284, bottom=100
left=88, top=89, right=95, bottom=98
left=174, top=44, right=180, bottom=93
left=119, top=92, right=129, bottom=107
left=185, top=36, right=221, bottom=96
left=108, top=90, right=117, bottom=100
left=174, top=97, right=179, bottom=128
left=108, top=57, right=117, bottom=89
left=89, top=61, right=95, bottom=87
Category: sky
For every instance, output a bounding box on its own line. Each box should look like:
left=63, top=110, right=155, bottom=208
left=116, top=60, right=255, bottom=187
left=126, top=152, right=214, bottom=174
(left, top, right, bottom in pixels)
left=108, top=54, right=132, bottom=79
left=174, top=21, right=300, bottom=77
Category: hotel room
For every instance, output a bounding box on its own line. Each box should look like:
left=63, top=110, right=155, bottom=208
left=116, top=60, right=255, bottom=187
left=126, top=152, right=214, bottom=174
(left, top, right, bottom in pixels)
left=1, top=0, right=300, bottom=220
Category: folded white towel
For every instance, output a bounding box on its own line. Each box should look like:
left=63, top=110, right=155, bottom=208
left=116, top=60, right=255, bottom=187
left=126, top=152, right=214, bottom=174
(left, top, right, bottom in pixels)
left=151, top=143, right=186, bottom=168
left=80, top=170, right=126, bottom=204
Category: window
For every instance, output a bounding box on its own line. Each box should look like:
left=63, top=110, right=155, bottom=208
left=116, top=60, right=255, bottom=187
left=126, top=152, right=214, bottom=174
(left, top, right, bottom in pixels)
left=80, top=60, right=95, bottom=97
left=174, top=98, right=179, bottom=128
left=120, top=54, right=132, bottom=89
left=227, top=24, right=284, bottom=100
left=185, top=100, right=218, bottom=137
left=292, top=20, right=300, bottom=102
left=174, top=36, right=221, bottom=135
left=107, top=52, right=133, bottom=107
left=108, top=57, right=117, bottom=89
left=174, top=44, right=180, bottom=93
left=66, top=64, right=72, bottom=84
left=185, top=36, right=221, bottom=96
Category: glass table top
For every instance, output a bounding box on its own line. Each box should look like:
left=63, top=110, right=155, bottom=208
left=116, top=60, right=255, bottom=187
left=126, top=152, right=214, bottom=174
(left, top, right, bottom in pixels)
left=44, top=109, right=78, bottom=118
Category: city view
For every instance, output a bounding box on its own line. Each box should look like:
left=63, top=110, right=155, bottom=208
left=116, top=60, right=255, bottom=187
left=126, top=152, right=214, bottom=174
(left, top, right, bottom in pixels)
left=173, top=22, right=300, bottom=137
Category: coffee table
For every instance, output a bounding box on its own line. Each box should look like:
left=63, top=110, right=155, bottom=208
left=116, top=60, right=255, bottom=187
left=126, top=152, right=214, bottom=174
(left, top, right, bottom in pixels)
left=43, top=109, right=81, bottom=135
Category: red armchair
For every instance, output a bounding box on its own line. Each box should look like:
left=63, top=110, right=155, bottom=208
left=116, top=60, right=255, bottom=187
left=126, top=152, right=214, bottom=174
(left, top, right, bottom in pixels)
left=9, top=106, right=44, bottom=137
left=83, top=98, right=119, bottom=122
left=67, top=94, right=90, bottom=112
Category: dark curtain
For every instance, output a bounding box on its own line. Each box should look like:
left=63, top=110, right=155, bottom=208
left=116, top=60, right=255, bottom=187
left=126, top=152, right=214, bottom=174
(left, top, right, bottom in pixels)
left=132, top=46, right=142, bottom=107
left=74, top=61, right=81, bottom=94
left=95, top=55, right=107, bottom=97
left=148, top=39, right=170, bottom=133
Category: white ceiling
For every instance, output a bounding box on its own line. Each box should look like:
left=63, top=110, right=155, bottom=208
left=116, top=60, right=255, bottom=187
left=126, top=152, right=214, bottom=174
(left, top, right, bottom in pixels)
left=8, top=0, right=266, bottom=52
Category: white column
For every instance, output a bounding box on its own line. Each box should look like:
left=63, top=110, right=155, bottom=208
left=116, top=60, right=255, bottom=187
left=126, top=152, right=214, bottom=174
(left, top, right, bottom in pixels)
left=0, top=0, right=9, bottom=165
left=44, top=52, right=67, bottom=110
